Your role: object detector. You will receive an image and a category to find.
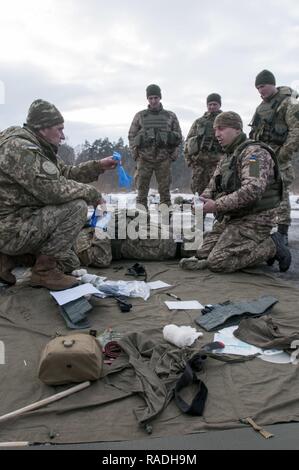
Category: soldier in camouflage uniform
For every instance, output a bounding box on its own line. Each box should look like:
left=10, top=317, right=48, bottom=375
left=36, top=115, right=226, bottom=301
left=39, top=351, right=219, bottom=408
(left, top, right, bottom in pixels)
left=74, top=208, right=197, bottom=268
left=128, top=84, right=182, bottom=209
left=249, top=70, right=299, bottom=245
left=184, top=93, right=224, bottom=194
left=0, top=99, right=116, bottom=290
left=180, top=112, right=291, bottom=273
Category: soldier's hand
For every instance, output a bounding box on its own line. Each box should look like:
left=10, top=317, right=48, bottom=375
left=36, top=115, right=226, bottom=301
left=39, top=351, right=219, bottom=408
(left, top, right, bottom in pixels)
left=93, top=196, right=106, bottom=209
left=99, top=156, right=118, bottom=171
left=202, top=198, right=217, bottom=214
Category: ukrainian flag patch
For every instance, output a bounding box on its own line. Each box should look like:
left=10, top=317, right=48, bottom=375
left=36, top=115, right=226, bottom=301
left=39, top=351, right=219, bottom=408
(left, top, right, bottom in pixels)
left=249, top=155, right=260, bottom=177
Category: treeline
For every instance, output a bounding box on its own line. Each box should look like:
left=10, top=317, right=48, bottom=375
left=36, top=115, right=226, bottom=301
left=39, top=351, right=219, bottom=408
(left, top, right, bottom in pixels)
left=58, top=137, right=299, bottom=194
left=58, top=138, right=192, bottom=193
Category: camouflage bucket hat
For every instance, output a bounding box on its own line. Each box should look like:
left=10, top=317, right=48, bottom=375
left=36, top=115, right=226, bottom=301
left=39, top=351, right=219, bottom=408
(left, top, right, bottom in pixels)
left=213, top=111, right=243, bottom=130
left=26, top=99, right=64, bottom=130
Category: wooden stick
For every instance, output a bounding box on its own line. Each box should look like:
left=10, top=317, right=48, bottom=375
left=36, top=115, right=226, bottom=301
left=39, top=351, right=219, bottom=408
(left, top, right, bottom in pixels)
left=0, top=442, right=30, bottom=447
left=0, top=381, right=91, bottom=424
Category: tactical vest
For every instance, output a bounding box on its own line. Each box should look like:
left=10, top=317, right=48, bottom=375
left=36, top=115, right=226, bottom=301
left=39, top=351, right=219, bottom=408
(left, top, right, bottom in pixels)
left=249, top=87, right=297, bottom=146
left=215, top=140, right=282, bottom=218
left=134, top=109, right=180, bottom=149
left=196, top=112, right=222, bottom=153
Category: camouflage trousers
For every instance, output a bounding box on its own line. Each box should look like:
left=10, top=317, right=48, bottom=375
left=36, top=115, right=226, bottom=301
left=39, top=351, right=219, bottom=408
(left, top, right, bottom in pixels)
left=74, top=227, right=112, bottom=268
left=190, top=153, right=221, bottom=194
left=276, top=162, right=295, bottom=226
left=196, top=217, right=276, bottom=273
left=1, top=200, right=88, bottom=272
left=135, top=158, right=172, bottom=208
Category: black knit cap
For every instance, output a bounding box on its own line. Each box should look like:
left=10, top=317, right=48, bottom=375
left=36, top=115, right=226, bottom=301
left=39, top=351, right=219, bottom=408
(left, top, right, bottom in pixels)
left=207, top=93, right=221, bottom=105
left=255, top=70, right=276, bottom=87
left=146, top=84, right=162, bottom=98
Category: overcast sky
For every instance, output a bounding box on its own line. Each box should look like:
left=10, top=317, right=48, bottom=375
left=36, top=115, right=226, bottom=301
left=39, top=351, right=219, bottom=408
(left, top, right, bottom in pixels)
left=0, top=0, right=298, bottom=148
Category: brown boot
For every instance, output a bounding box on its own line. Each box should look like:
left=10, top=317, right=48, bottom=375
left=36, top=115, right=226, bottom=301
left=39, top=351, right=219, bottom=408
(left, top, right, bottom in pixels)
left=0, top=253, right=17, bottom=285
left=16, top=254, right=36, bottom=267
left=30, top=255, right=79, bottom=291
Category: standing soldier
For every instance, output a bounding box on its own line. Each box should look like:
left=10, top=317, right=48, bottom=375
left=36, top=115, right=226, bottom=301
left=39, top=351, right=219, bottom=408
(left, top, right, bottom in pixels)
left=128, top=84, right=182, bottom=210
left=249, top=70, right=299, bottom=245
left=184, top=93, right=224, bottom=195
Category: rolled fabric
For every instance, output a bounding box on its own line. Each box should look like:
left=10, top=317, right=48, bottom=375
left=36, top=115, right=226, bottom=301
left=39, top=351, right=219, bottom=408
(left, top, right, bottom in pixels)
left=163, top=324, right=203, bottom=348
left=104, top=341, right=122, bottom=359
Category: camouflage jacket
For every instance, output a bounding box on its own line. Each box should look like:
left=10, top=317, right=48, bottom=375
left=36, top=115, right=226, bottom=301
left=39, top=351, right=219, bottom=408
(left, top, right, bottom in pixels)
left=184, top=111, right=223, bottom=166
left=202, top=134, right=278, bottom=222
left=0, top=126, right=103, bottom=222
left=250, top=87, right=299, bottom=166
left=128, top=104, right=182, bottom=162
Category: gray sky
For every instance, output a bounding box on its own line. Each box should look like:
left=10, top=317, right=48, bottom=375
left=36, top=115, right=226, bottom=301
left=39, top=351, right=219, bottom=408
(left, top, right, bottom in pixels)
left=0, top=0, right=298, bottom=148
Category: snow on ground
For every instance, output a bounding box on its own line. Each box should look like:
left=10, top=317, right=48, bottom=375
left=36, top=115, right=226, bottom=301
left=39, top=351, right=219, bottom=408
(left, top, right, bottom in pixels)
left=3, top=191, right=298, bottom=288
left=104, top=191, right=299, bottom=209
left=102, top=191, right=299, bottom=227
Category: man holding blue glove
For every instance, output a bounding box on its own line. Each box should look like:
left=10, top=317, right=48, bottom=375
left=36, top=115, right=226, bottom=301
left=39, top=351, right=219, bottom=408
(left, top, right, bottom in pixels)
left=0, top=99, right=116, bottom=290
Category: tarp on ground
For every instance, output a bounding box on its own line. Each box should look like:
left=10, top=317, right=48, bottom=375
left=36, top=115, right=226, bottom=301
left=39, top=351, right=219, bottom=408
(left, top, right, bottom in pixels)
left=0, top=260, right=299, bottom=444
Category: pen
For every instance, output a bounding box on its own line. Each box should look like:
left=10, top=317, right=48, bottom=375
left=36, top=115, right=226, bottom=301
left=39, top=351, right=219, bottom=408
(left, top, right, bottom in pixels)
left=166, top=293, right=182, bottom=301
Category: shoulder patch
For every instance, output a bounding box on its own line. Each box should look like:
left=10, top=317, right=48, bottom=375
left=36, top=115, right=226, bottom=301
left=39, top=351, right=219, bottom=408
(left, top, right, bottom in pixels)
left=249, top=155, right=260, bottom=177
left=20, top=143, right=40, bottom=151
left=42, top=161, right=59, bottom=176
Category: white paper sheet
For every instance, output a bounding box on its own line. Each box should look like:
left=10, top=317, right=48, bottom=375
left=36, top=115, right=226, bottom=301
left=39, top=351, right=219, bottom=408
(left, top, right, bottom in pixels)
left=165, top=300, right=203, bottom=310
left=147, top=281, right=172, bottom=290
left=50, top=283, right=101, bottom=306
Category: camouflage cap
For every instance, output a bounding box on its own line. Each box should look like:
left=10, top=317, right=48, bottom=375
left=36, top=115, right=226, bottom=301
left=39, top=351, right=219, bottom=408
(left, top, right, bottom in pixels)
left=146, top=84, right=162, bottom=98
left=213, top=111, right=243, bottom=130
left=26, top=99, right=64, bottom=130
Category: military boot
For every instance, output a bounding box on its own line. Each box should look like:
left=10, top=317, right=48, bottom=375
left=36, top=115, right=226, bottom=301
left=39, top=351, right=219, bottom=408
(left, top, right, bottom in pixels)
left=179, top=256, right=208, bottom=270
left=30, top=255, right=79, bottom=290
left=270, top=232, right=292, bottom=272
left=278, top=224, right=289, bottom=246
left=16, top=254, right=36, bottom=267
left=0, top=253, right=17, bottom=285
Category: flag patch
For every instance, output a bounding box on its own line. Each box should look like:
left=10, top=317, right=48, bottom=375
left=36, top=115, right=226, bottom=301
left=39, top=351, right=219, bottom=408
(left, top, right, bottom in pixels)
left=249, top=155, right=260, bottom=177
